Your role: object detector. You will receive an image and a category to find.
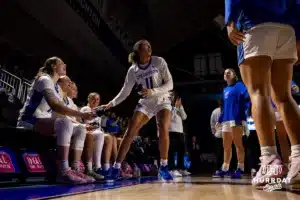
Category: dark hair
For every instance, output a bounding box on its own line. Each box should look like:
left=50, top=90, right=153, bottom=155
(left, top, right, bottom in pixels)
left=225, top=68, right=239, bottom=82
left=128, top=40, right=148, bottom=64
left=35, top=57, right=61, bottom=79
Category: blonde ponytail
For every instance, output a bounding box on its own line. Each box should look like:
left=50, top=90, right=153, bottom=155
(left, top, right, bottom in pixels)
left=128, top=52, right=137, bottom=64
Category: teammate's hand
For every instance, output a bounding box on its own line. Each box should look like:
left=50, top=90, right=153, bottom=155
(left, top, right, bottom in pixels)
left=140, top=88, right=152, bottom=97
left=292, top=85, right=299, bottom=94
left=175, top=98, right=182, bottom=107
left=80, top=112, right=96, bottom=120
left=86, top=124, right=98, bottom=131
left=215, top=122, right=221, bottom=130
left=227, top=22, right=245, bottom=46
left=99, top=103, right=113, bottom=111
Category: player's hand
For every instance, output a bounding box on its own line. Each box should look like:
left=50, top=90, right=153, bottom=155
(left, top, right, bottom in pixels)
left=86, top=124, right=98, bottom=131
left=175, top=98, right=182, bottom=107
left=292, top=85, right=299, bottom=94
left=99, top=103, right=113, bottom=111
left=215, top=122, right=221, bottom=130
left=227, top=22, right=245, bottom=46
left=140, top=88, right=152, bottom=98
left=80, top=112, right=96, bottom=120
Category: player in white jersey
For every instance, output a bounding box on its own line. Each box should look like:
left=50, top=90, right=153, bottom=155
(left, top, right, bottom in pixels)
left=101, top=40, right=173, bottom=180
left=17, top=57, right=95, bottom=185
left=80, top=92, right=112, bottom=180
left=57, top=76, right=97, bottom=182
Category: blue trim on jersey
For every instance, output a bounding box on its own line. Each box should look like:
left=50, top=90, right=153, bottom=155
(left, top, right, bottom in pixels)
left=225, top=0, right=300, bottom=32
left=21, top=90, right=44, bottom=124
left=137, top=59, right=152, bottom=70
left=237, top=44, right=245, bottom=66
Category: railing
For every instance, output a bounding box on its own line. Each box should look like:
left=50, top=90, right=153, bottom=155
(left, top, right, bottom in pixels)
left=20, top=81, right=32, bottom=104
left=0, top=69, right=22, bottom=99
left=0, top=79, right=16, bottom=95
left=0, top=69, right=33, bottom=104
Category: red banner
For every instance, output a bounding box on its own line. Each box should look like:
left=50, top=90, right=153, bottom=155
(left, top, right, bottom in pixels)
left=0, top=152, right=15, bottom=173
left=23, top=153, right=46, bottom=173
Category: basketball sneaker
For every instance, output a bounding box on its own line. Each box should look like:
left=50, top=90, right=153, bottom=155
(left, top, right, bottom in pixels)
left=86, top=170, right=105, bottom=181
left=212, top=170, right=231, bottom=178
left=251, top=154, right=288, bottom=189
left=231, top=168, right=244, bottom=179
left=285, top=157, right=300, bottom=191
left=73, top=169, right=96, bottom=183
left=57, top=168, right=87, bottom=184
left=159, top=165, right=173, bottom=180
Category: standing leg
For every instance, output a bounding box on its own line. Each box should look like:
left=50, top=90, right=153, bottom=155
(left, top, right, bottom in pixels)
left=157, top=108, right=173, bottom=180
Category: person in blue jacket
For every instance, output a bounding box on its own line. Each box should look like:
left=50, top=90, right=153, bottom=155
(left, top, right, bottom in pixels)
left=213, top=68, right=250, bottom=179
left=225, top=0, right=300, bottom=190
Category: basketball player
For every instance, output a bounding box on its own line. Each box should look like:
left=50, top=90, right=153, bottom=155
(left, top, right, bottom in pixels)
left=58, top=77, right=103, bottom=181
left=225, top=0, right=300, bottom=190
left=214, top=68, right=249, bottom=179
left=100, top=40, right=173, bottom=180
left=17, top=57, right=96, bottom=184
left=273, top=81, right=299, bottom=166
left=80, top=93, right=108, bottom=181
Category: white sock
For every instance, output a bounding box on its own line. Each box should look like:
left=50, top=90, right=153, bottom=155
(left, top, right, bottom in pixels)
left=86, top=161, right=93, bottom=171
left=291, top=144, right=300, bottom=158
left=237, top=163, right=244, bottom=171
left=160, top=159, right=168, bottom=167
left=261, top=146, right=277, bottom=158
left=61, top=160, right=69, bottom=171
left=113, top=162, right=121, bottom=169
left=104, top=163, right=110, bottom=171
left=94, top=132, right=105, bottom=170
left=222, top=163, right=229, bottom=171
left=72, top=161, right=81, bottom=171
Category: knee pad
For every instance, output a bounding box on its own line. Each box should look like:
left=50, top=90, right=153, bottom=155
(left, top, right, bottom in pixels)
left=71, top=124, right=87, bottom=151
left=55, top=117, right=74, bottom=147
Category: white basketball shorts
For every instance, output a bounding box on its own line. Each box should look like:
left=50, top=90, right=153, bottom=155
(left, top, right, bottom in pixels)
left=237, top=23, right=298, bottom=65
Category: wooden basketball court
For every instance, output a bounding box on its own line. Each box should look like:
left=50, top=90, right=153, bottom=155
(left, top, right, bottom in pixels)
left=49, top=177, right=300, bottom=200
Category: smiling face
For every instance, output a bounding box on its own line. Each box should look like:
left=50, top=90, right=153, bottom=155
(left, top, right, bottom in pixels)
left=53, top=59, right=67, bottom=76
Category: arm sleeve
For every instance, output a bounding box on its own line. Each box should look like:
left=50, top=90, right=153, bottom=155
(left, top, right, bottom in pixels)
left=177, top=105, right=187, bottom=120
left=225, top=0, right=241, bottom=25
left=151, top=58, right=173, bottom=96
left=210, top=110, right=216, bottom=134
left=110, top=68, right=136, bottom=107
left=80, top=107, right=90, bottom=113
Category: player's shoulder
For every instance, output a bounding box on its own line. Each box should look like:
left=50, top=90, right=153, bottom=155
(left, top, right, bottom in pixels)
left=37, top=74, right=52, bottom=84
left=151, top=56, right=166, bottom=64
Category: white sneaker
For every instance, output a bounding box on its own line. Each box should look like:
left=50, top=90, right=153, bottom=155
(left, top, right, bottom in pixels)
left=286, top=157, right=300, bottom=191
left=180, top=170, right=191, bottom=176
left=171, top=170, right=182, bottom=177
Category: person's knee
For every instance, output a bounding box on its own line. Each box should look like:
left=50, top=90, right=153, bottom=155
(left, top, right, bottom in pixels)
left=104, top=134, right=113, bottom=146
left=72, top=124, right=87, bottom=151
left=55, top=117, right=73, bottom=147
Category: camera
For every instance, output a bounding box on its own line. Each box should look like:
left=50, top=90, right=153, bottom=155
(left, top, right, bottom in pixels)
left=94, top=107, right=108, bottom=117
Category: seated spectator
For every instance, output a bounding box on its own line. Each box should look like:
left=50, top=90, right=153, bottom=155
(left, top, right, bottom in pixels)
left=17, top=57, right=95, bottom=184
left=80, top=92, right=115, bottom=179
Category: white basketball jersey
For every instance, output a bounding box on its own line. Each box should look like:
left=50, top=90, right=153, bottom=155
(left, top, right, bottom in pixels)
left=19, top=75, right=61, bottom=122
left=110, top=56, right=173, bottom=107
